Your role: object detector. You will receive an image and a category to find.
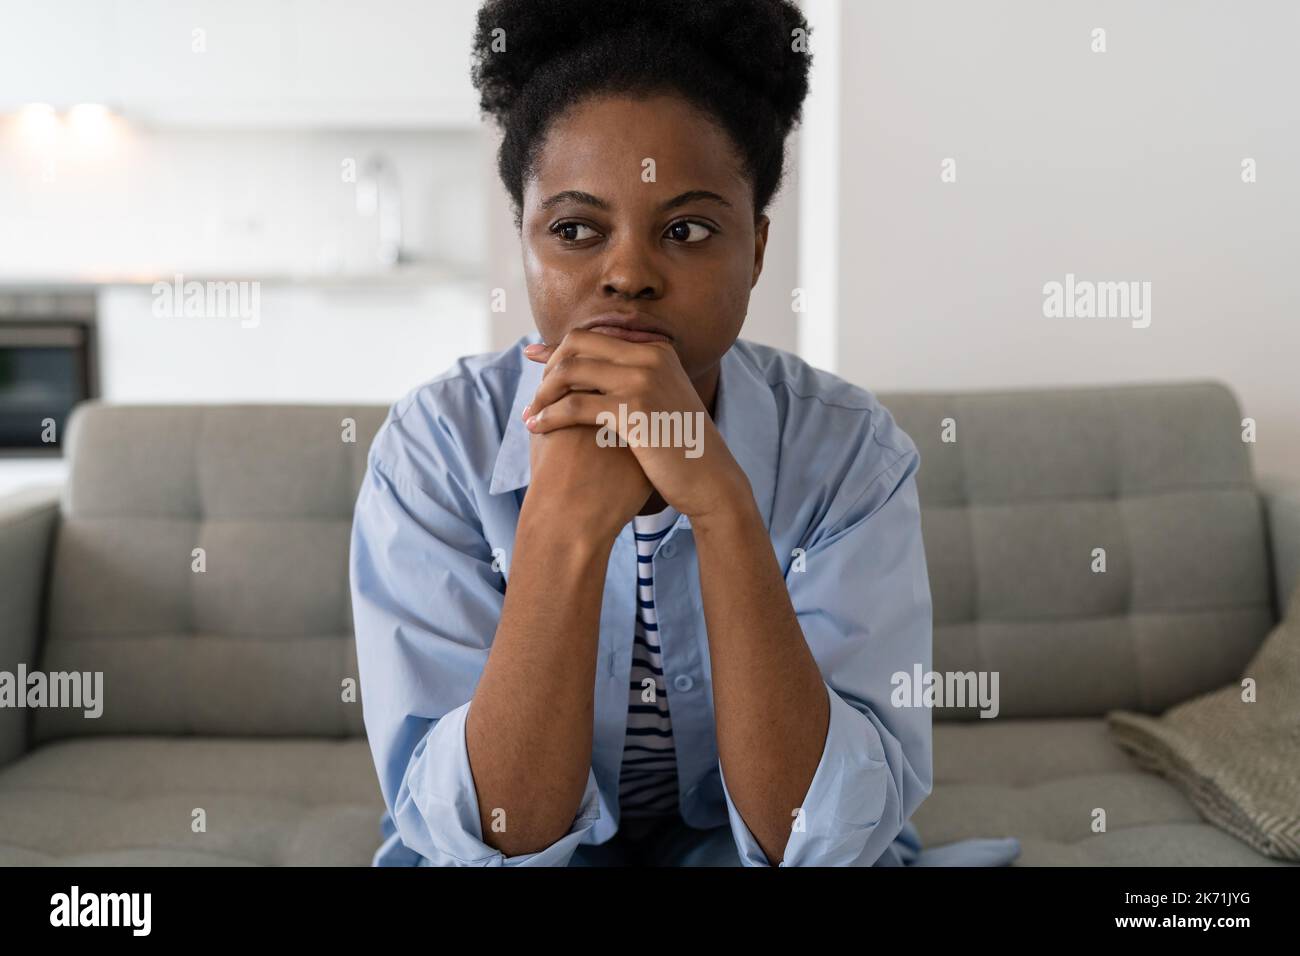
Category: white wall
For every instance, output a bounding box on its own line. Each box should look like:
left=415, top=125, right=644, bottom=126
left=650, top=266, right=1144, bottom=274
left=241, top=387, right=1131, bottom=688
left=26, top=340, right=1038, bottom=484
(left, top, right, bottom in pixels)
left=806, top=0, right=1300, bottom=477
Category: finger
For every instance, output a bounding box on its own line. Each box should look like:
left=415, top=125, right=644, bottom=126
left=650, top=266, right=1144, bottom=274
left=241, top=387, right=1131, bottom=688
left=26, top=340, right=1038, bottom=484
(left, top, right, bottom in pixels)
left=524, top=391, right=611, bottom=433
left=528, top=328, right=670, bottom=370
left=525, top=355, right=628, bottom=419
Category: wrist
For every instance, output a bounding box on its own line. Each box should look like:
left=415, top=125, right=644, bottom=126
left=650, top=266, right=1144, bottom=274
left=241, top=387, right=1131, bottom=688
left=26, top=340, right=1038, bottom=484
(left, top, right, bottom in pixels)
left=516, top=508, right=616, bottom=574
left=519, top=488, right=622, bottom=552
left=689, top=473, right=761, bottom=537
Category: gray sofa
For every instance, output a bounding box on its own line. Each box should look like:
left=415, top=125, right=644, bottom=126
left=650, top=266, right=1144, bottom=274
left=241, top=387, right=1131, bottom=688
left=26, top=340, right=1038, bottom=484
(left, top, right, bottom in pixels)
left=0, top=381, right=1296, bottom=865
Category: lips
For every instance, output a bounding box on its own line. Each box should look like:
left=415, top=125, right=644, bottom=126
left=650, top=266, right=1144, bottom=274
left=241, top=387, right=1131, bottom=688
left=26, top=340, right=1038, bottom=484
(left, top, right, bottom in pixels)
left=578, top=313, right=673, bottom=343
left=587, top=325, right=672, bottom=343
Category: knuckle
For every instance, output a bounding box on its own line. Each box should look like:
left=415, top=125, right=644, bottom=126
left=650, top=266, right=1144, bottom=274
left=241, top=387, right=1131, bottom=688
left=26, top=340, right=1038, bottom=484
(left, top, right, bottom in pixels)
left=548, top=394, right=574, bottom=419
left=544, top=342, right=571, bottom=368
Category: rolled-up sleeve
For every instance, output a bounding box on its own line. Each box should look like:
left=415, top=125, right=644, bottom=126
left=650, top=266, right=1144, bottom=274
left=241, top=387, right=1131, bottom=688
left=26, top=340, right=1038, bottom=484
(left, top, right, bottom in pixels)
left=719, top=441, right=934, bottom=867
left=350, top=446, right=601, bottom=866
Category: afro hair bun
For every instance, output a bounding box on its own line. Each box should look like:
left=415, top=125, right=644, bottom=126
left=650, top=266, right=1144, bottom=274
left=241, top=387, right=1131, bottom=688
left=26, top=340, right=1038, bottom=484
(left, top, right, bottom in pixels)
left=472, top=0, right=811, bottom=136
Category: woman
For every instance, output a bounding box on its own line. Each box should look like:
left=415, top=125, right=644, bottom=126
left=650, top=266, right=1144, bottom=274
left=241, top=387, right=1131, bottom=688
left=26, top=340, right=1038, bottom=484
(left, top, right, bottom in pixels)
left=349, top=0, right=1020, bottom=867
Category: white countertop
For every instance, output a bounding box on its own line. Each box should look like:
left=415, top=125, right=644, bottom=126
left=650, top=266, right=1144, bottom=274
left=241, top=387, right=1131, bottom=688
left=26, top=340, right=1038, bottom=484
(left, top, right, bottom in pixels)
left=0, top=459, right=67, bottom=498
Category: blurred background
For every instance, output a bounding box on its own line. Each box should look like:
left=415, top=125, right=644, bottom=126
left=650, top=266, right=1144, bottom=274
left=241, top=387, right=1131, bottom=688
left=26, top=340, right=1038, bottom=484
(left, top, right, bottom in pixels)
left=1, top=0, right=1296, bottom=498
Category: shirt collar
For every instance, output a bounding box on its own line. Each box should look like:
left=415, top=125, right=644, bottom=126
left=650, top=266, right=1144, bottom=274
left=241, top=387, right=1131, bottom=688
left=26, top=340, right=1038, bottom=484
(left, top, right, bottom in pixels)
left=489, top=333, right=779, bottom=533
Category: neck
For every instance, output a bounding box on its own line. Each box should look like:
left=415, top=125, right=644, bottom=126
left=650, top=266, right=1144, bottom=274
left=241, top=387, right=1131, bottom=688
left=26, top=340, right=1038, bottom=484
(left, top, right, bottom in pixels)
left=696, top=362, right=721, bottom=420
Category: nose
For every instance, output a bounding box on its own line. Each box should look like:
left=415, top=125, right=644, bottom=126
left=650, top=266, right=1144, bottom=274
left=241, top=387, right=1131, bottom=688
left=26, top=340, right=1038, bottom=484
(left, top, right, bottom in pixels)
left=599, top=231, right=664, bottom=300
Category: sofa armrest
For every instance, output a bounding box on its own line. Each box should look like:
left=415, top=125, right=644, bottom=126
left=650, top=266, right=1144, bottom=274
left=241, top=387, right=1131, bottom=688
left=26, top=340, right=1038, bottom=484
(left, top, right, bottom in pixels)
left=1260, top=475, right=1300, bottom=621
left=0, top=485, right=61, bottom=769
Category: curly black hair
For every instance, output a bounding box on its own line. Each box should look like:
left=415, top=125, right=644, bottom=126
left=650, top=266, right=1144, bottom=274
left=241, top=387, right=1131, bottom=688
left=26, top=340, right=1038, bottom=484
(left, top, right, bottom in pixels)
left=471, top=0, right=813, bottom=229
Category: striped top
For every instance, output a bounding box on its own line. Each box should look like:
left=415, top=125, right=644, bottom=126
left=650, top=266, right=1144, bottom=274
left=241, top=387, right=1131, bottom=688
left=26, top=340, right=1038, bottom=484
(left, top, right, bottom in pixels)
left=618, top=503, right=683, bottom=819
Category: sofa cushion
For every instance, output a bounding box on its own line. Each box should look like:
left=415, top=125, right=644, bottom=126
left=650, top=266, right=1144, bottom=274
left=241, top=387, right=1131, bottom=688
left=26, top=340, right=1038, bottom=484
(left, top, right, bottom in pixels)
left=881, top=382, right=1274, bottom=718
left=35, top=404, right=387, bottom=741
left=0, top=737, right=384, bottom=865
left=914, top=718, right=1293, bottom=865
left=1, top=726, right=1284, bottom=866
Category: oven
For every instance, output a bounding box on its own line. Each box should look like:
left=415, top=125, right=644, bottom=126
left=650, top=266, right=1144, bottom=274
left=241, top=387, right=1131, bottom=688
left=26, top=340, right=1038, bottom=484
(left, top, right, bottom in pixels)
left=0, top=292, right=98, bottom=454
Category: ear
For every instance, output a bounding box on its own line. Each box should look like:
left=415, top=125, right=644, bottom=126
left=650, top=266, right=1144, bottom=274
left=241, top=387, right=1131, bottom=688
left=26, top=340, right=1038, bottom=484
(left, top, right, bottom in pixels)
left=751, top=214, right=770, bottom=288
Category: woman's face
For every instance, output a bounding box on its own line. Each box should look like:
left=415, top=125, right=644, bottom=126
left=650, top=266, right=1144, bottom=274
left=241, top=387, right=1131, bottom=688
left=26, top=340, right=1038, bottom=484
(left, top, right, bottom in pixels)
left=519, top=92, right=769, bottom=393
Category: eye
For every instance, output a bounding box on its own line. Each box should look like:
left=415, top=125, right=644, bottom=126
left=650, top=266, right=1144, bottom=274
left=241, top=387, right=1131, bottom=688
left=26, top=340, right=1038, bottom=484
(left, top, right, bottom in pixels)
left=665, top=219, right=714, bottom=243
left=551, top=221, right=600, bottom=243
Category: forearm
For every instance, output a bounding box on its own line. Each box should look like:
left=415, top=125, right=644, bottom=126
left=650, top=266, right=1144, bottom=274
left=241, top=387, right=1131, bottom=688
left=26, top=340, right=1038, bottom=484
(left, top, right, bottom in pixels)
left=466, top=505, right=613, bottom=856
left=693, top=486, right=830, bottom=865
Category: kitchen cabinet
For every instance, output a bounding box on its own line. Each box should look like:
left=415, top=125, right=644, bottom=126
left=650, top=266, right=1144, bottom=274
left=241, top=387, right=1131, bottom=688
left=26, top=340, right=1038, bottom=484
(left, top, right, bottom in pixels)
left=0, top=0, right=481, bottom=129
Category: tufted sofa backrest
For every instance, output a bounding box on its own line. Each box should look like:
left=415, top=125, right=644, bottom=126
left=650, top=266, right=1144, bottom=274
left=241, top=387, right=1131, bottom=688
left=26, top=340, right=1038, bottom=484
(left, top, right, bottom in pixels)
left=36, top=403, right=387, bottom=740
left=880, top=382, right=1273, bottom=720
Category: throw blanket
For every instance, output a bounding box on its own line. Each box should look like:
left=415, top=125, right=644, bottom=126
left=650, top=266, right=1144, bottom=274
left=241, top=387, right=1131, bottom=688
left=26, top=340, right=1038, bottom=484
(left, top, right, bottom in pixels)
left=1106, top=581, right=1300, bottom=861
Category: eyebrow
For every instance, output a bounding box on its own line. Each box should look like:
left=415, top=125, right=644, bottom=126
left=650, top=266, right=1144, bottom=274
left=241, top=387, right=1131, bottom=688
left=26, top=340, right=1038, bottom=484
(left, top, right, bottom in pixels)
left=538, top=189, right=733, bottom=212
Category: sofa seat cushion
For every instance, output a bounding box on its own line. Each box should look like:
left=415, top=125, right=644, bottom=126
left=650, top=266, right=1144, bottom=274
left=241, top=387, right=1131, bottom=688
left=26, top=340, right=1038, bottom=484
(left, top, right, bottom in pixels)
left=5, top=724, right=1292, bottom=867
left=0, top=737, right=384, bottom=865
left=916, top=719, right=1295, bottom=865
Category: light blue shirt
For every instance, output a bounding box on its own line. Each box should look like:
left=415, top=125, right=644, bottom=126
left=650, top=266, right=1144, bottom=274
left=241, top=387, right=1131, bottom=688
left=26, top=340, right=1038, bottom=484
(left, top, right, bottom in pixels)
left=349, top=332, right=1021, bottom=867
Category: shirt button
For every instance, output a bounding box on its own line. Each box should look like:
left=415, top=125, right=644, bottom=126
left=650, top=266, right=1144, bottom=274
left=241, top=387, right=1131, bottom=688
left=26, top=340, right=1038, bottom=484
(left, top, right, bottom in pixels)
left=673, top=674, right=694, bottom=693
left=660, top=542, right=677, bottom=559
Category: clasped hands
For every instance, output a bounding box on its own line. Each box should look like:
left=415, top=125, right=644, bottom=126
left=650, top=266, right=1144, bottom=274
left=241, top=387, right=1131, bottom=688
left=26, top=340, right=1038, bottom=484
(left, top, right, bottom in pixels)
left=521, top=329, right=749, bottom=523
